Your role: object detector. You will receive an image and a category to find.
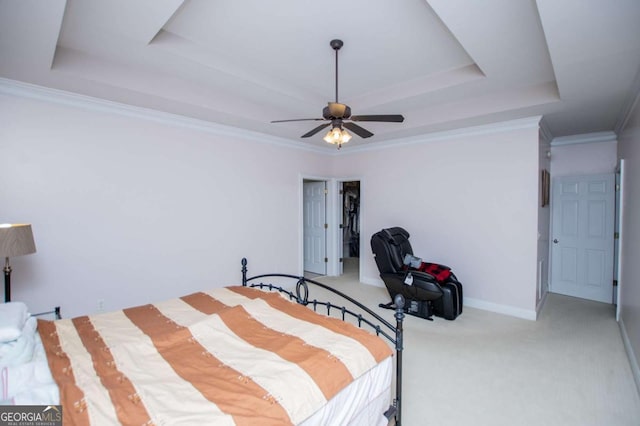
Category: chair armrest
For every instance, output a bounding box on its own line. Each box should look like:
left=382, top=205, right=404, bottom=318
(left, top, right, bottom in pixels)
left=408, top=270, right=438, bottom=282
left=409, top=271, right=445, bottom=294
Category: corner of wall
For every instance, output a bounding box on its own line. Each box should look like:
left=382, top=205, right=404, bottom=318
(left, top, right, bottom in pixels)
left=614, top=66, right=640, bottom=135
left=535, top=290, right=549, bottom=320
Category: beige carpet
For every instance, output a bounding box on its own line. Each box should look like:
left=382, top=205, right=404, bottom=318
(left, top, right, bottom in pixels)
left=311, top=260, right=640, bottom=426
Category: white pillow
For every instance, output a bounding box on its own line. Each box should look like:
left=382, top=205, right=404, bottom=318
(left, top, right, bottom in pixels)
left=0, top=302, right=29, bottom=343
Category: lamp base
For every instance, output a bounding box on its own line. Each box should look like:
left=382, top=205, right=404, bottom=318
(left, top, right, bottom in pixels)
left=4, top=257, right=12, bottom=302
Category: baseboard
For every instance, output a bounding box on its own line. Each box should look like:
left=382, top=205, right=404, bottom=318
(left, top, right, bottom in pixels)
left=361, top=276, right=385, bottom=288
left=619, top=317, right=640, bottom=396
left=461, top=297, right=537, bottom=320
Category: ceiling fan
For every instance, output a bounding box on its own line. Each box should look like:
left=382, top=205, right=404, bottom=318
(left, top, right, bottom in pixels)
left=271, top=39, right=404, bottom=149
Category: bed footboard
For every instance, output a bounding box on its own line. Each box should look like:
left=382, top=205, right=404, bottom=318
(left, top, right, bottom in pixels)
left=241, top=258, right=405, bottom=426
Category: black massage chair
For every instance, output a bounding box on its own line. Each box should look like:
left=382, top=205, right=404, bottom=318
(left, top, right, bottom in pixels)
left=371, top=227, right=463, bottom=320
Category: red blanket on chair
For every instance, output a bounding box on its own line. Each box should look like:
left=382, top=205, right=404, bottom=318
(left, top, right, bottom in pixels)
left=412, top=262, right=452, bottom=283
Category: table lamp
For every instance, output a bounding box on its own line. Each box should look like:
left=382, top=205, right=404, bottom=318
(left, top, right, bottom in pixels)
left=0, top=224, right=36, bottom=302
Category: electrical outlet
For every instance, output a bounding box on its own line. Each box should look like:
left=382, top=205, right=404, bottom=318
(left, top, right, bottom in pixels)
left=97, top=299, right=105, bottom=312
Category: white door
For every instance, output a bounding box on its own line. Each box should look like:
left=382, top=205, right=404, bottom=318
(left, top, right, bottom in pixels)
left=303, top=181, right=326, bottom=274
left=550, top=174, right=615, bottom=303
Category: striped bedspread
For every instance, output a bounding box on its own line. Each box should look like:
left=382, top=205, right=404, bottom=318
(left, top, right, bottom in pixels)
left=37, top=286, right=393, bottom=425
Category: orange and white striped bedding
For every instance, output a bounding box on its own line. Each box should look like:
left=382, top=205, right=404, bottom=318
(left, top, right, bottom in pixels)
left=37, top=286, right=393, bottom=425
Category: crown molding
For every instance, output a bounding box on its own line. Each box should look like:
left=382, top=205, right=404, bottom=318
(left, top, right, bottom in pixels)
left=0, top=77, right=544, bottom=157
left=332, top=116, right=543, bottom=156
left=0, top=77, right=330, bottom=155
left=550, top=131, right=617, bottom=146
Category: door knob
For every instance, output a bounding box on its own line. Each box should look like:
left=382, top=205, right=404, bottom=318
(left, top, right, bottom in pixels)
left=553, top=239, right=559, bottom=244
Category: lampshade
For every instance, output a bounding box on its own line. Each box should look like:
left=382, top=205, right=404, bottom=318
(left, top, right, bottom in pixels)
left=0, top=224, right=36, bottom=258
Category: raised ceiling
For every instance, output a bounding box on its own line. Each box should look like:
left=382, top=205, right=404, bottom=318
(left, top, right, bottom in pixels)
left=1, top=0, right=639, bottom=149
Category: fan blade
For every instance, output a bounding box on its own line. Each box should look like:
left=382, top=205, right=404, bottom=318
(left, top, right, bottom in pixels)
left=350, top=114, right=404, bottom=123
left=271, top=118, right=325, bottom=123
left=301, top=123, right=331, bottom=138
left=343, top=122, right=374, bottom=138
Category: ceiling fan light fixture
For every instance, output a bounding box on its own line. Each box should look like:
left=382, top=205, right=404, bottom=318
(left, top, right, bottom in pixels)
left=323, top=127, right=341, bottom=143
left=340, top=128, right=352, bottom=143
left=322, top=131, right=333, bottom=144
left=323, top=126, right=351, bottom=148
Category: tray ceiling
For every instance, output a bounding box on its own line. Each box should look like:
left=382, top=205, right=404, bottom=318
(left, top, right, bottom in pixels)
left=1, top=0, right=639, bottom=149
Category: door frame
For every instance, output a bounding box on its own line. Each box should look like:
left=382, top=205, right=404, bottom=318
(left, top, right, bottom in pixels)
left=335, top=178, right=362, bottom=278
left=615, top=159, right=626, bottom=321
left=299, top=175, right=363, bottom=279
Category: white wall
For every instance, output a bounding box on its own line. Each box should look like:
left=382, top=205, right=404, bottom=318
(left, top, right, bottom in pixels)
left=0, top=90, right=330, bottom=317
left=332, top=119, right=541, bottom=318
left=617, top=95, right=640, bottom=392
left=0, top=82, right=547, bottom=320
left=550, top=139, right=618, bottom=176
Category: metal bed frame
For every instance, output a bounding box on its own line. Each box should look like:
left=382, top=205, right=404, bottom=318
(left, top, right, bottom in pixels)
left=241, top=258, right=406, bottom=425
left=33, top=306, right=61, bottom=319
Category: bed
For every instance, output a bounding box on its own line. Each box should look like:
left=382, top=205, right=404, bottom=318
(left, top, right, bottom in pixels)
left=2, top=259, right=406, bottom=425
